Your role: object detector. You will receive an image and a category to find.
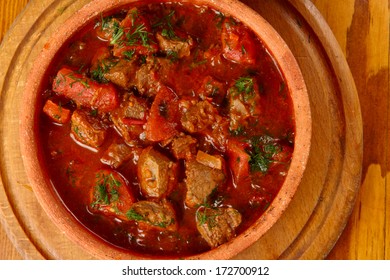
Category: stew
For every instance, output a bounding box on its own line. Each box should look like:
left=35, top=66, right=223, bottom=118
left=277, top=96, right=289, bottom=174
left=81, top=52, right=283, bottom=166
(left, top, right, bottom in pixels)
left=39, top=1, right=295, bottom=258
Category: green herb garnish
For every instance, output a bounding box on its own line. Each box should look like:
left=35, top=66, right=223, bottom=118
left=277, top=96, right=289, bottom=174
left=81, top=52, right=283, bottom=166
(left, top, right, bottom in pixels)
left=247, top=136, right=281, bottom=173
left=126, top=209, right=145, bottom=221
left=91, top=60, right=117, bottom=83
left=110, top=21, right=124, bottom=45
left=153, top=10, right=181, bottom=40
left=91, top=172, right=122, bottom=207
left=234, top=76, right=254, bottom=95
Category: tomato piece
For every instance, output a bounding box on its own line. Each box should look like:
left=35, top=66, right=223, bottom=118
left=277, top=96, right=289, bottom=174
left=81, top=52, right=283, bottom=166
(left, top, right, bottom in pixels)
left=122, top=118, right=147, bottom=126
left=42, top=99, right=71, bottom=124
left=112, top=8, right=158, bottom=58
left=145, top=86, right=179, bottom=142
left=227, top=139, right=250, bottom=184
left=221, top=19, right=257, bottom=65
left=89, top=169, right=136, bottom=221
left=52, top=67, right=119, bottom=112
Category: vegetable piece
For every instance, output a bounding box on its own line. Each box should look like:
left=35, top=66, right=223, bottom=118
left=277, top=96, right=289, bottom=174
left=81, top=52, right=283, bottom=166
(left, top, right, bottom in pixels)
left=196, top=150, right=223, bottom=170
left=42, top=99, right=71, bottom=124
left=227, top=76, right=261, bottom=130
left=247, top=135, right=283, bottom=174
left=145, top=85, right=179, bottom=142
left=90, top=46, right=112, bottom=73
left=226, top=139, right=250, bottom=184
left=95, top=16, right=120, bottom=41
left=90, top=169, right=135, bottom=220
left=221, top=18, right=257, bottom=65
left=126, top=200, right=177, bottom=231
left=111, top=8, right=158, bottom=58
left=53, top=67, right=119, bottom=112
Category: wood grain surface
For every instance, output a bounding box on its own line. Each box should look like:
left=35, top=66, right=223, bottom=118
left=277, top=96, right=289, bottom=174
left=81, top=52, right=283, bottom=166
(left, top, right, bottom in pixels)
left=0, top=0, right=388, bottom=260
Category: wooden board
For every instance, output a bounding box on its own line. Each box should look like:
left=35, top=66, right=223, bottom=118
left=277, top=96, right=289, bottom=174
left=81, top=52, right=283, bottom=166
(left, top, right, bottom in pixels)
left=0, top=0, right=362, bottom=259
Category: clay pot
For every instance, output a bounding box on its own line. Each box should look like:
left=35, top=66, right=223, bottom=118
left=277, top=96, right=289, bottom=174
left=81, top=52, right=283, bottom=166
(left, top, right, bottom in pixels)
left=20, top=0, right=311, bottom=259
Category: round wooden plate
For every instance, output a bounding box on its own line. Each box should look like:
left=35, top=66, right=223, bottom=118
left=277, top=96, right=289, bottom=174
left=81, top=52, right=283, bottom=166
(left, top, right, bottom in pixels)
left=0, top=0, right=362, bottom=259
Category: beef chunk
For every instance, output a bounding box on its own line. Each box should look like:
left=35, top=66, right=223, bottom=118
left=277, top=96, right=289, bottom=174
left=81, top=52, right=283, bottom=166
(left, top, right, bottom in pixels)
left=126, top=200, right=177, bottom=231
left=156, top=32, right=193, bottom=58
left=71, top=110, right=106, bottom=148
left=180, top=99, right=229, bottom=151
left=171, top=134, right=197, bottom=160
left=103, top=59, right=138, bottom=90
left=100, top=142, right=139, bottom=168
left=180, top=100, right=219, bottom=134
left=110, top=94, right=148, bottom=146
left=185, top=159, right=225, bottom=207
left=196, top=206, right=242, bottom=248
left=134, top=56, right=173, bottom=97
left=196, top=76, right=226, bottom=104
left=134, top=59, right=161, bottom=97
left=89, top=169, right=135, bottom=221
left=138, top=146, right=178, bottom=199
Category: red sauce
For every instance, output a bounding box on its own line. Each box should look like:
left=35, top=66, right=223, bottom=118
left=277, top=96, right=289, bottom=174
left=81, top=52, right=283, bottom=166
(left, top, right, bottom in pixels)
left=38, top=2, right=295, bottom=258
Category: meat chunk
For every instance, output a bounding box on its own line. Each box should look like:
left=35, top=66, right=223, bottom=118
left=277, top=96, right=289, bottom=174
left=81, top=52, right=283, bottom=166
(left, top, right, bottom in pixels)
left=100, top=142, right=140, bottom=168
left=103, top=59, right=138, bottom=90
left=134, top=57, right=170, bottom=97
left=196, top=206, right=242, bottom=248
left=196, top=76, right=226, bottom=104
left=185, top=159, right=226, bottom=207
left=180, top=100, right=219, bottom=134
left=126, top=200, right=177, bottom=231
left=180, top=99, right=229, bottom=151
left=89, top=169, right=136, bottom=221
left=156, top=32, right=193, bottom=58
left=138, top=146, right=178, bottom=199
left=171, top=134, right=197, bottom=160
left=110, top=94, right=148, bottom=146
left=71, top=110, right=106, bottom=148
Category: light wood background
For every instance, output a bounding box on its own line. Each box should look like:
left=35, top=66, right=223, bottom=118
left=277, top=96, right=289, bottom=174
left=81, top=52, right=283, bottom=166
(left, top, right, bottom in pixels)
left=0, top=0, right=389, bottom=259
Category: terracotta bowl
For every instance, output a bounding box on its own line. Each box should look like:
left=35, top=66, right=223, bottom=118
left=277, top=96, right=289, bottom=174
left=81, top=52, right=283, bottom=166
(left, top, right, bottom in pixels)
left=20, top=0, right=311, bottom=259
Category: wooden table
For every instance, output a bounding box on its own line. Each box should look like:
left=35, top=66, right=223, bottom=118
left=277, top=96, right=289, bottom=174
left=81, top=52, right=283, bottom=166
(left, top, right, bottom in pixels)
left=0, top=0, right=388, bottom=260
